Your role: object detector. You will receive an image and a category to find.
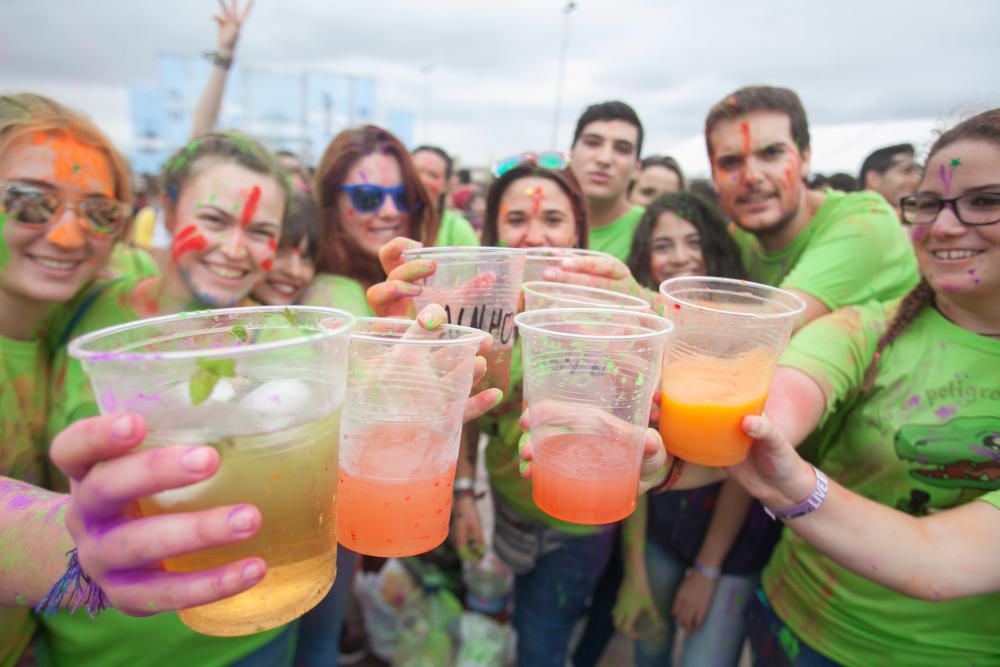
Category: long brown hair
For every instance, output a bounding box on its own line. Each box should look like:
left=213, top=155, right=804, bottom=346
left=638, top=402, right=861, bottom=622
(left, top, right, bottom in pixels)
left=481, top=164, right=589, bottom=248
left=863, top=107, right=1000, bottom=390
left=314, top=125, right=435, bottom=286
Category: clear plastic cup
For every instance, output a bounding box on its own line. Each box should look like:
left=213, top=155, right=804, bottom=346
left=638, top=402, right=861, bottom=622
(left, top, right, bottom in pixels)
left=515, top=308, right=673, bottom=524
left=658, top=277, right=806, bottom=466
left=337, top=317, right=490, bottom=557
left=402, top=246, right=526, bottom=395
left=522, top=281, right=651, bottom=312
left=523, top=247, right=614, bottom=282
left=69, top=306, right=355, bottom=637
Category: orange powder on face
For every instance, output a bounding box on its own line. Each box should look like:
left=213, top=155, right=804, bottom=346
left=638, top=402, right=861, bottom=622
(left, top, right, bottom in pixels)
left=29, top=131, right=113, bottom=195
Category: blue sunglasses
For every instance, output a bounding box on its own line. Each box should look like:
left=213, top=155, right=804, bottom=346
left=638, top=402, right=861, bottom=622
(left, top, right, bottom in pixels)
left=339, top=184, right=415, bottom=213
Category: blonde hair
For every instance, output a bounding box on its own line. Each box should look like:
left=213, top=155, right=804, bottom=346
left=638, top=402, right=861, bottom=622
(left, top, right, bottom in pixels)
left=0, top=93, right=133, bottom=204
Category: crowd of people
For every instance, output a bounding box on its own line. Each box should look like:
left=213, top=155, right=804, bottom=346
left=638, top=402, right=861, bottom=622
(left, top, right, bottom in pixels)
left=1, top=3, right=998, bottom=667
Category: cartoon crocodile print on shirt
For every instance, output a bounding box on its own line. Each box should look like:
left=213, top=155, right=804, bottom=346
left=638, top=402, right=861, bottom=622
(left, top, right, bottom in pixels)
left=894, top=416, right=1000, bottom=491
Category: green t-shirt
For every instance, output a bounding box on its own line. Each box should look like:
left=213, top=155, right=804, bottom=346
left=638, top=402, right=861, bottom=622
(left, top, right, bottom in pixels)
left=435, top=210, right=480, bottom=247
left=732, top=190, right=918, bottom=308
left=978, top=488, right=1000, bottom=511
left=105, top=244, right=160, bottom=281
left=301, top=273, right=374, bottom=317
left=587, top=206, right=644, bottom=263
left=38, top=279, right=286, bottom=667
left=480, top=339, right=597, bottom=536
left=763, top=301, right=1000, bottom=666
left=0, top=336, right=49, bottom=667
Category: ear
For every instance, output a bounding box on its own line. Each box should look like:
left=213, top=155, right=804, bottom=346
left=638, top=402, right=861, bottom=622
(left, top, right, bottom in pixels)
left=865, top=171, right=882, bottom=191
left=798, top=147, right=812, bottom=180
left=160, top=193, right=178, bottom=235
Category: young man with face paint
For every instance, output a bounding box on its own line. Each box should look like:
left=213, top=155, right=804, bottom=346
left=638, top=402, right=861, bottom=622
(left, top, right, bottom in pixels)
left=706, top=86, right=919, bottom=329
left=0, top=92, right=133, bottom=667
left=36, top=130, right=298, bottom=667
left=568, top=101, right=645, bottom=263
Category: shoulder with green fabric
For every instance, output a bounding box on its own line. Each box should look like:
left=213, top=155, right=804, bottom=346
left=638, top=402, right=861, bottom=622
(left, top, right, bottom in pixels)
left=301, top=273, right=373, bottom=317
left=435, top=210, right=479, bottom=247
left=587, top=205, right=644, bottom=263
left=978, top=488, right=1000, bottom=511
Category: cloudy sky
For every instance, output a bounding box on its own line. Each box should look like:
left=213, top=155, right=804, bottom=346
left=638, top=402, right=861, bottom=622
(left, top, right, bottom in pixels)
left=2, top=0, right=998, bottom=175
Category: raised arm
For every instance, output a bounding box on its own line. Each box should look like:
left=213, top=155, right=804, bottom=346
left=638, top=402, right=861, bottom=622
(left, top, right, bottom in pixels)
left=190, top=0, right=254, bottom=139
left=729, top=416, right=1000, bottom=601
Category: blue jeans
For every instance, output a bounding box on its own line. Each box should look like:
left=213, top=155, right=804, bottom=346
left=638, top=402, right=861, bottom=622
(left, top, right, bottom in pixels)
left=512, top=528, right=617, bottom=667
left=744, top=588, right=841, bottom=667
left=634, top=541, right=756, bottom=667
left=293, top=546, right=359, bottom=667
left=230, top=620, right=299, bottom=667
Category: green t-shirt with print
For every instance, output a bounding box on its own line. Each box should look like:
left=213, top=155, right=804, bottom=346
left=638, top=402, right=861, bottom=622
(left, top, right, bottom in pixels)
left=38, top=279, right=287, bottom=667
left=435, top=210, right=480, bottom=248
left=301, top=273, right=374, bottom=317
left=762, top=300, right=1000, bottom=666
left=0, top=336, right=49, bottom=667
left=731, top=190, right=918, bottom=308
left=587, top=206, right=644, bottom=263
left=480, top=339, right=597, bottom=536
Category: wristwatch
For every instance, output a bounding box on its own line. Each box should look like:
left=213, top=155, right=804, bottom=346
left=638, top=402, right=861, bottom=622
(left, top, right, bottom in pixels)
left=764, top=466, right=829, bottom=520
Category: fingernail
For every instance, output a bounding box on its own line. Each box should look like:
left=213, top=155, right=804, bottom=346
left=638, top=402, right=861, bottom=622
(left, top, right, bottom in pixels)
left=492, top=389, right=504, bottom=407
left=541, top=267, right=558, bottom=280
left=182, top=446, right=214, bottom=473
left=518, top=460, right=528, bottom=475
left=111, top=415, right=135, bottom=440
left=399, top=283, right=422, bottom=296
left=229, top=506, right=257, bottom=534
left=517, top=432, right=528, bottom=455
left=242, top=560, right=264, bottom=581
left=419, top=313, right=441, bottom=329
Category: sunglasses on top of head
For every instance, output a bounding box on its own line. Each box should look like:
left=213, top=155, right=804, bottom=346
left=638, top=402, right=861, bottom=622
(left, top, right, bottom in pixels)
left=491, top=151, right=569, bottom=178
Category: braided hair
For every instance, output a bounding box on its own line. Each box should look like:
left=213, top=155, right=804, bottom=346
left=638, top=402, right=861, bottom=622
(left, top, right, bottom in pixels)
left=861, top=278, right=934, bottom=391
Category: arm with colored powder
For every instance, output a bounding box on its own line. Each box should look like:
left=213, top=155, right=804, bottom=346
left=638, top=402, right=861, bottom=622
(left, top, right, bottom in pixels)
left=729, top=415, right=1000, bottom=601
left=1, top=413, right=266, bottom=614
left=613, top=494, right=663, bottom=638
left=190, top=0, right=254, bottom=139
left=671, top=480, right=752, bottom=632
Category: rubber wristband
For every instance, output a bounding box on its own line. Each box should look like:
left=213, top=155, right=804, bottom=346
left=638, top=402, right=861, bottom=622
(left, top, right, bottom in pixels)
left=764, top=466, right=829, bottom=520
left=691, top=559, right=721, bottom=581
left=651, top=456, right=686, bottom=494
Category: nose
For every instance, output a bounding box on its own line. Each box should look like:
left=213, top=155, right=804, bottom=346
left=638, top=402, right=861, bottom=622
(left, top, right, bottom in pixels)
left=595, top=143, right=613, bottom=166
left=45, top=209, right=86, bottom=249
left=742, top=156, right=764, bottom=185
left=221, top=227, right=249, bottom=259
left=929, top=201, right=967, bottom=238
left=288, top=252, right=304, bottom=277
left=523, top=221, right=547, bottom=247
left=377, top=193, right=400, bottom=217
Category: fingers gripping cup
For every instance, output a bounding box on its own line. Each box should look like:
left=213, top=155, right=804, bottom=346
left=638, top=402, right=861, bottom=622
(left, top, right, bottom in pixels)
left=658, top=277, right=806, bottom=467
left=336, top=318, right=490, bottom=557
left=522, top=281, right=651, bottom=312
left=69, top=306, right=355, bottom=637
left=515, top=308, right=673, bottom=524
left=523, top=247, right=614, bottom=282
left=402, top=246, right=526, bottom=395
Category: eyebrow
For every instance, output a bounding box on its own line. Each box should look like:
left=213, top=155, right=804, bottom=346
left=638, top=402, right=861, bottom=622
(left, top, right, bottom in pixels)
left=9, top=177, right=112, bottom=199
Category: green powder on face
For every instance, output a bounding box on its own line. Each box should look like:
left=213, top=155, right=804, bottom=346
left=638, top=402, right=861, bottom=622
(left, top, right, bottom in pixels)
left=15, top=594, right=27, bottom=606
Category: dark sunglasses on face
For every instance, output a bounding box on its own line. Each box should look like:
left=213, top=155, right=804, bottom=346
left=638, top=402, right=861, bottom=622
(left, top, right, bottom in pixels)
left=339, top=184, right=415, bottom=214
left=0, top=180, right=130, bottom=238
left=899, top=192, right=1000, bottom=226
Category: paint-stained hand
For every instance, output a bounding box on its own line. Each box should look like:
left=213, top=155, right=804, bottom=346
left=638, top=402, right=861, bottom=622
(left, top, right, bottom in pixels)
left=51, top=413, right=266, bottom=616
left=450, top=495, right=485, bottom=562
left=517, top=404, right=668, bottom=494
left=214, top=0, right=254, bottom=56
left=368, top=238, right=434, bottom=318
left=672, top=568, right=718, bottom=633
left=613, top=573, right=665, bottom=640
left=541, top=255, right=653, bottom=306
left=724, top=415, right=817, bottom=510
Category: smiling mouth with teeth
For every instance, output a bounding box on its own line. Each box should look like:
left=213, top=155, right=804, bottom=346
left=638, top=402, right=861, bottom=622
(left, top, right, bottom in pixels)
left=931, top=249, right=984, bottom=260
left=267, top=281, right=300, bottom=295
left=204, top=264, right=248, bottom=280
left=33, top=256, right=82, bottom=271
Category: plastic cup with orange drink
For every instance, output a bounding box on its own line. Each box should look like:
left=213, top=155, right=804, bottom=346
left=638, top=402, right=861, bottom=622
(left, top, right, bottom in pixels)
left=515, top=308, right=673, bottom=524
left=336, top=317, right=490, bottom=557
left=658, top=277, right=806, bottom=467
left=69, top=306, right=355, bottom=636
left=402, top=246, right=526, bottom=395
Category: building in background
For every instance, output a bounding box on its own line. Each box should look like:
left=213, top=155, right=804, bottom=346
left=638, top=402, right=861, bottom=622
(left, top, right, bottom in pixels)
left=129, top=54, right=415, bottom=174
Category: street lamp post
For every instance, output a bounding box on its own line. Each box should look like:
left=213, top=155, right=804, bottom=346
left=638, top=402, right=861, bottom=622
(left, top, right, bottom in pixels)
left=551, top=2, right=577, bottom=149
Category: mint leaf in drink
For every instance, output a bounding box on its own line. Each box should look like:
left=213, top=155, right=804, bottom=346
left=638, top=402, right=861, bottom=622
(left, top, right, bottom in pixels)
left=282, top=307, right=299, bottom=328
left=189, top=358, right=237, bottom=405
left=230, top=324, right=249, bottom=343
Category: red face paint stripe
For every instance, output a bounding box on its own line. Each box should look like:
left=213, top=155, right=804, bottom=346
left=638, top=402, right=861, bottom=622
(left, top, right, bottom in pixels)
left=740, top=122, right=751, bottom=157
left=267, top=238, right=277, bottom=252
left=174, top=225, right=198, bottom=242
left=262, top=258, right=274, bottom=272
left=240, top=185, right=262, bottom=227
left=171, top=234, right=207, bottom=261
